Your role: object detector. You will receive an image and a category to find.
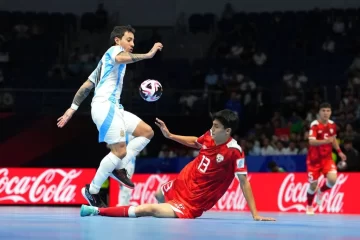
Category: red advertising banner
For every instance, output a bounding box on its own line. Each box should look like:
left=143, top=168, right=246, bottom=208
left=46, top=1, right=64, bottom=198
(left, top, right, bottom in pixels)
left=0, top=168, right=96, bottom=205
left=109, top=173, right=360, bottom=214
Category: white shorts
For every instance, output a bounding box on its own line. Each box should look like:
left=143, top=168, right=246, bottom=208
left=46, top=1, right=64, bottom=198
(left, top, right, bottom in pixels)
left=91, top=101, right=142, bottom=144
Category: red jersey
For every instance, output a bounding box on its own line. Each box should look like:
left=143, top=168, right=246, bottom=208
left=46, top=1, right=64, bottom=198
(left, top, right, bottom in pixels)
left=307, top=120, right=336, bottom=162
left=171, top=131, right=247, bottom=213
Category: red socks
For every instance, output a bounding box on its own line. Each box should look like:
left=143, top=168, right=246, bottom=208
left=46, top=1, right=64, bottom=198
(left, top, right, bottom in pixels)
left=307, top=192, right=315, bottom=206
left=99, top=206, right=130, bottom=217
left=307, top=182, right=332, bottom=206
left=320, top=183, right=331, bottom=192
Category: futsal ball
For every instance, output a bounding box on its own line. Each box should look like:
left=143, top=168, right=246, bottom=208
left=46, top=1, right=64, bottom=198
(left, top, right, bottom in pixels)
left=139, top=79, right=163, bottom=102
left=337, top=160, right=347, bottom=170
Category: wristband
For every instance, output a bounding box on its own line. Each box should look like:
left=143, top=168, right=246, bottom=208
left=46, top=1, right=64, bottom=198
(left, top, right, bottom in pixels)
left=70, top=103, right=79, bottom=111
left=337, top=148, right=342, bottom=154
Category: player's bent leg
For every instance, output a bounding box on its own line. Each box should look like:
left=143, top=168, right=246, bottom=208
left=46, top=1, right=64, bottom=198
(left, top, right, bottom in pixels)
left=316, top=163, right=338, bottom=206
left=132, top=120, right=154, bottom=139
left=315, top=171, right=337, bottom=206
left=113, top=111, right=153, bottom=170
left=326, top=172, right=337, bottom=187
left=111, top=111, right=154, bottom=190
left=108, top=142, right=135, bottom=189
left=80, top=203, right=177, bottom=218
left=108, top=141, right=127, bottom=159
left=135, top=203, right=177, bottom=218
left=84, top=144, right=127, bottom=207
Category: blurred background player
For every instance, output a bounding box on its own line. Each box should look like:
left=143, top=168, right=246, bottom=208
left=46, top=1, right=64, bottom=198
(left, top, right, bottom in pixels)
left=117, top=133, right=137, bottom=206
left=80, top=109, right=275, bottom=221
left=306, top=102, right=347, bottom=214
left=57, top=25, right=163, bottom=207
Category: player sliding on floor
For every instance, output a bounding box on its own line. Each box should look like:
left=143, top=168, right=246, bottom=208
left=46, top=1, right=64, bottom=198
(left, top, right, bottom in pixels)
left=80, top=109, right=276, bottom=221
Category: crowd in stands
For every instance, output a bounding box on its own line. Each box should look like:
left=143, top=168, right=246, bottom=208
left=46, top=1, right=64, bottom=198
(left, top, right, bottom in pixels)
left=0, top=4, right=359, bottom=171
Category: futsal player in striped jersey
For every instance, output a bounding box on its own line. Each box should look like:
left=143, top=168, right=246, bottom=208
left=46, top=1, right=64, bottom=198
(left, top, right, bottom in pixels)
left=57, top=25, right=163, bottom=207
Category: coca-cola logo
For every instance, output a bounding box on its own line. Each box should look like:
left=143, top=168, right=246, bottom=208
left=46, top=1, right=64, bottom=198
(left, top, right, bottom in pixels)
left=129, top=174, right=170, bottom=205
left=278, top=173, right=348, bottom=213
left=0, top=168, right=82, bottom=203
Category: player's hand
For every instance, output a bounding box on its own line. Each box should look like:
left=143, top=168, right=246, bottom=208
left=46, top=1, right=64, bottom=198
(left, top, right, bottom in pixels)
left=253, top=215, right=276, bottom=221
left=325, top=137, right=335, bottom=144
left=147, top=42, right=163, bottom=59
left=155, top=118, right=171, bottom=138
left=339, top=152, right=347, bottom=161
left=57, top=108, right=76, bottom=128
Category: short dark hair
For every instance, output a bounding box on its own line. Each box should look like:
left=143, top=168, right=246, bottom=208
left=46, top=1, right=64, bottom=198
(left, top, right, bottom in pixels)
left=319, top=102, right=332, bottom=110
left=267, top=160, right=277, bottom=169
left=110, top=25, right=135, bottom=45
left=211, top=109, right=239, bottom=134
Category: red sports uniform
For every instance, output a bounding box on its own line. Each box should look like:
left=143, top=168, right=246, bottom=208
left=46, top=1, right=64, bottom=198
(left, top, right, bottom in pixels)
left=160, top=131, right=247, bottom=219
left=307, top=120, right=337, bottom=182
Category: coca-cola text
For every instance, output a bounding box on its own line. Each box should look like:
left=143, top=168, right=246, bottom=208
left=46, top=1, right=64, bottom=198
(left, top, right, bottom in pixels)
left=0, top=168, right=95, bottom=205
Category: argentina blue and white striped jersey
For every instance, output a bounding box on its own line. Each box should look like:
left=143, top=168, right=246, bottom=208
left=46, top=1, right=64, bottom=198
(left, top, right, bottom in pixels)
left=88, top=46, right=126, bottom=104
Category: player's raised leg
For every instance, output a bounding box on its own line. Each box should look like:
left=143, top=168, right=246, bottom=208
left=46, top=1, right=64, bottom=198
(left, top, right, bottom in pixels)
left=80, top=203, right=177, bottom=218
left=315, top=161, right=338, bottom=206
left=113, top=111, right=154, bottom=180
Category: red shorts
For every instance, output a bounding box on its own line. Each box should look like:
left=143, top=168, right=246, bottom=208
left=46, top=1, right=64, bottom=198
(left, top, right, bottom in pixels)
left=306, top=158, right=337, bottom=182
left=160, top=180, right=202, bottom=219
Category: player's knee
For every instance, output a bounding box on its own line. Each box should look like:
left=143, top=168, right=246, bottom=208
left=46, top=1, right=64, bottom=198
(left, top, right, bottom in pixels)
left=327, top=173, right=337, bottom=186
left=309, top=182, right=318, bottom=191
left=109, top=142, right=127, bottom=159
left=134, top=122, right=154, bottom=139
left=135, top=204, right=157, bottom=216
left=143, top=125, right=154, bottom=139
left=327, top=177, right=337, bottom=187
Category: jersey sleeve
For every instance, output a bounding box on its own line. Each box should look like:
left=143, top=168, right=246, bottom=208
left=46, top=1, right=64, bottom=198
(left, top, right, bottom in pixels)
left=233, top=149, right=247, bottom=175
left=332, top=123, right=337, bottom=137
left=110, top=46, right=125, bottom=63
left=308, top=122, right=318, bottom=140
left=195, top=131, right=209, bottom=145
left=88, top=61, right=102, bottom=84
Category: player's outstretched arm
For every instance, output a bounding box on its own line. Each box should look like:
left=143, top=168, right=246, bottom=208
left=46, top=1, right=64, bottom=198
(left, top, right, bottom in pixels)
left=57, top=80, right=94, bottom=128
left=115, top=43, right=163, bottom=64
left=236, top=174, right=276, bottom=221
left=155, top=118, right=201, bottom=149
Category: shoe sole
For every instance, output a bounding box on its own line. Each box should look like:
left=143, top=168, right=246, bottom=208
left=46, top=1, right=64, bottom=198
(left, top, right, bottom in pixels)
left=80, top=204, right=86, bottom=217
left=110, top=173, right=135, bottom=189
left=81, top=188, right=93, bottom=206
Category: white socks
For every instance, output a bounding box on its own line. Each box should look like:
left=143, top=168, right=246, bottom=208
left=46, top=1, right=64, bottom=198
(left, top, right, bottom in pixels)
left=307, top=187, right=316, bottom=195
left=128, top=206, right=137, bottom=218
left=116, top=136, right=150, bottom=169
left=89, top=137, right=150, bottom=195
left=119, top=185, right=133, bottom=206
left=89, top=152, right=121, bottom=194
left=118, top=157, right=135, bottom=205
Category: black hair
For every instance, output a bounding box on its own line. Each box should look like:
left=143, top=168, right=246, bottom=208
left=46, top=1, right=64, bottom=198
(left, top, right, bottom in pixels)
left=211, top=109, right=239, bottom=134
left=319, top=102, right=332, bottom=110
left=267, top=160, right=277, bottom=169
left=110, top=25, right=135, bottom=45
